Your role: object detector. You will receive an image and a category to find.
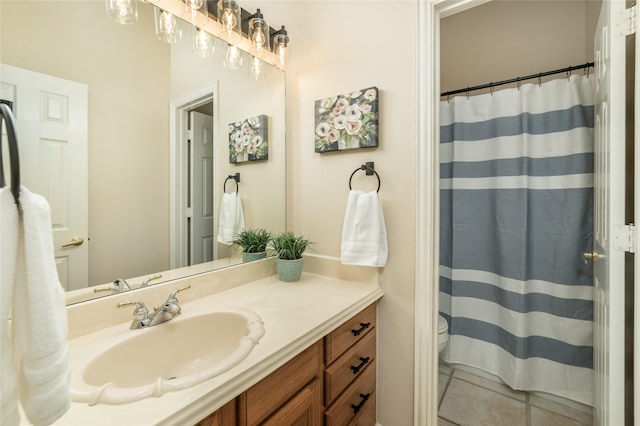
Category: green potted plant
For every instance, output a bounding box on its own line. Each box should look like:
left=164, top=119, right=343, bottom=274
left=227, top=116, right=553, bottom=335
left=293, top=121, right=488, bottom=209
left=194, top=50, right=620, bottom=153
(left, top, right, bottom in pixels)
left=233, top=228, right=272, bottom=263
left=270, top=231, right=313, bottom=282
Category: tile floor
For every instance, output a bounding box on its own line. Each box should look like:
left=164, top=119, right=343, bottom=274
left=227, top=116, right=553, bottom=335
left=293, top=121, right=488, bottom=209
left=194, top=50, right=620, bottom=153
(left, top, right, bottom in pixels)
left=438, top=363, right=593, bottom=426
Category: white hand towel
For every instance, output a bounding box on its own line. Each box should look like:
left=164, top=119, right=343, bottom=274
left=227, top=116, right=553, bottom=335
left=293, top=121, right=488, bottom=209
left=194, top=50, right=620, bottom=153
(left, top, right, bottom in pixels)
left=11, top=187, right=70, bottom=426
left=1, top=187, right=20, bottom=426
left=217, top=192, right=245, bottom=245
left=341, top=190, right=388, bottom=267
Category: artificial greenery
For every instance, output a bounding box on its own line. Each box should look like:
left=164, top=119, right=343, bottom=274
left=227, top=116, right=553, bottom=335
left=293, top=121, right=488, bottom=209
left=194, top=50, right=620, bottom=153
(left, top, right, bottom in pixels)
left=271, top=232, right=313, bottom=260
left=233, top=228, right=272, bottom=253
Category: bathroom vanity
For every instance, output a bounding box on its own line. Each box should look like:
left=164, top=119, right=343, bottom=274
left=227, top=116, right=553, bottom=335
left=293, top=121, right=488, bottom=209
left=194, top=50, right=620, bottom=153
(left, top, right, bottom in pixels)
left=48, top=255, right=382, bottom=426
left=197, top=303, right=377, bottom=425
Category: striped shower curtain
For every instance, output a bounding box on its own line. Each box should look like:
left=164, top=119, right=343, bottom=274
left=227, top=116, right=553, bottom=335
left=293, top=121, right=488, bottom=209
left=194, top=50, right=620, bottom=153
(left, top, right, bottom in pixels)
left=439, top=74, right=595, bottom=405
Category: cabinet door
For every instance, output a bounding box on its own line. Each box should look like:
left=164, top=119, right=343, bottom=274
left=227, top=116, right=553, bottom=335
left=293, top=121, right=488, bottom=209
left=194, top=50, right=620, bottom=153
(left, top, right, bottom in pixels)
left=262, top=379, right=322, bottom=426
left=195, top=398, right=237, bottom=426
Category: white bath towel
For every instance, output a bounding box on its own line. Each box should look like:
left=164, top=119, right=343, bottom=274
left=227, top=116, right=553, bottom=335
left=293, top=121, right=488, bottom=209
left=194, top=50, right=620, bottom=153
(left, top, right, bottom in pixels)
left=1, top=187, right=20, bottom=425
left=217, top=192, right=245, bottom=245
left=2, top=187, right=70, bottom=426
left=341, top=190, right=388, bottom=267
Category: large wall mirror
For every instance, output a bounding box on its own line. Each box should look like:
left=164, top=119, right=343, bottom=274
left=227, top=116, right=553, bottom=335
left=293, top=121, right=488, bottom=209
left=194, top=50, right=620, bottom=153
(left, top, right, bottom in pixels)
left=0, top=1, right=286, bottom=305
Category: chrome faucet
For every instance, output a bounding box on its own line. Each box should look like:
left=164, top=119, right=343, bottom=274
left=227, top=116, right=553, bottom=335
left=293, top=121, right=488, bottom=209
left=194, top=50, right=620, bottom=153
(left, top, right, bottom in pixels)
left=117, top=285, right=191, bottom=330
left=93, top=278, right=132, bottom=294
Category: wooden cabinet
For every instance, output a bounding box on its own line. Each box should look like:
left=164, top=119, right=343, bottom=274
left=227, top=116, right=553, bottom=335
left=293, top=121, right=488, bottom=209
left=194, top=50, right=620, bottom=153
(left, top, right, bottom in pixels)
left=323, top=303, right=377, bottom=426
left=195, top=303, right=377, bottom=426
left=238, top=341, right=324, bottom=425
left=195, top=399, right=237, bottom=426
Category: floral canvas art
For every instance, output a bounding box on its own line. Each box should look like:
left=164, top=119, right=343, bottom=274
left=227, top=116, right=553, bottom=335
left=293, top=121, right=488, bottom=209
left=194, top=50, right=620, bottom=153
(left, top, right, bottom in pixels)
left=228, top=115, right=269, bottom=163
left=314, top=86, right=379, bottom=152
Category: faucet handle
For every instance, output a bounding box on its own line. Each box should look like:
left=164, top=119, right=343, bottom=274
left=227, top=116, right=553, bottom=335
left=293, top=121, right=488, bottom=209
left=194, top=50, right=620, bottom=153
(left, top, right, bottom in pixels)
left=168, top=284, right=191, bottom=301
left=141, top=274, right=163, bottom=287
left=117, top=300, right=149, bottom=321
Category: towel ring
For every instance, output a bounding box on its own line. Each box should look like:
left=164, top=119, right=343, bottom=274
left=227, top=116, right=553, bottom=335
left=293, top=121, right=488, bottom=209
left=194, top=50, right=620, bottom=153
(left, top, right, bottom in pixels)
left=349, top=163, right=380, bottom=193
left=224, top=173, right=240, bottom=193
left=0, top=103, right=20, bottom=205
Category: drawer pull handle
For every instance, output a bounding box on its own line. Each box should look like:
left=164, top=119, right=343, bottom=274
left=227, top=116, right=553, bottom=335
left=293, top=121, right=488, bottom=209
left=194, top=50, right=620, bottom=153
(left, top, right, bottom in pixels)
left=351, top=322, right=371, bottom=337
left=350, top=356, right=370, bottom=374
left=351, top=393, right=371, bottom=414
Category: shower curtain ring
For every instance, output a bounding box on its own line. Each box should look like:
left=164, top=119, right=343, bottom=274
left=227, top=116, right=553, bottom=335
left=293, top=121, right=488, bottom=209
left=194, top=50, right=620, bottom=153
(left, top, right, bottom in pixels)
left=466, top=88, right=470, bottom=100
left=490, top=83, right=494, bottom=95
left=516, top=77, right=521, bottom=90
left=538, top=73, right=542, bottom=87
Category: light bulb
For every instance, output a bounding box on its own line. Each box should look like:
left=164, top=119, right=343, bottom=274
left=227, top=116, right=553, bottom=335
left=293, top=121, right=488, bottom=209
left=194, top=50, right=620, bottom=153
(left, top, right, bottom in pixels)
left=252, top=29, right=266, bottom=50
left=155, top=8, right=182, bottom=44
left=106, top=0, right=138, bottom=25
left=186, top=0, right=203, bottom=10
left=223, top=44, right=243, bottom=70
left=193, top=28, right=215, bottom=58
left=223, top=10, right=237, bottom=32
left=250, top=56, right=265, bottom=80
left=276, top=42, right=286, bottom=67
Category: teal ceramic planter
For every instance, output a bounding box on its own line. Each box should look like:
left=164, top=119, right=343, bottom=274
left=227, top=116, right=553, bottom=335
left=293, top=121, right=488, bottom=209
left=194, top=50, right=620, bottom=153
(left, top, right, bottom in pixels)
left=276, top=258, right=304, bottom=282
left=242, top=251, right=267, bottom=263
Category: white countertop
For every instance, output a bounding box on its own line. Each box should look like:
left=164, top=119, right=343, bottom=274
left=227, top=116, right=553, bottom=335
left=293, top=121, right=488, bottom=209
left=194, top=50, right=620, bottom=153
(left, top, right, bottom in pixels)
left=50, top=259, right=383, bottom=426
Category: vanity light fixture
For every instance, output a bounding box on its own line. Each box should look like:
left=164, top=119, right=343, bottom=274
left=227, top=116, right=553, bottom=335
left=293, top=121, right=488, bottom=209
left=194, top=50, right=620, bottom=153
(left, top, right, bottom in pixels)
left=193, top=27, right=216, bottom=58
left=271, top=26, right=289, bottom=69
left=217, top=0, right=242, bottom=45
left=248, top=9, right=269, bottom=58
left=105, top=0, right=138, bottom=25
left=154, top=7, right=183, bottom=44
left=223, top=44, right=244, bottom=70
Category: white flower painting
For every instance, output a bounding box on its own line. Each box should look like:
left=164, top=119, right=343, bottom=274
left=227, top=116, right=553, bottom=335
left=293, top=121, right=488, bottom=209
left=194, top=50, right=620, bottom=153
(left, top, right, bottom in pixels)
left=229, top=114, right=268, bottom=163
left=314, top=86, right=379, bottom=152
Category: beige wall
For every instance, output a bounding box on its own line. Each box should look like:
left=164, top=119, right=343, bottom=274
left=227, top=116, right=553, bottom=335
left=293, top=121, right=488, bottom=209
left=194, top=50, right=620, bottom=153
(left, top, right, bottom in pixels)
left=1, top=2, right=171, bottom=285
left=288, top=2, right=417, bottom=424
left=170, top=34, right=287, bottom=259
left=441, top=0, right=600, bottom=94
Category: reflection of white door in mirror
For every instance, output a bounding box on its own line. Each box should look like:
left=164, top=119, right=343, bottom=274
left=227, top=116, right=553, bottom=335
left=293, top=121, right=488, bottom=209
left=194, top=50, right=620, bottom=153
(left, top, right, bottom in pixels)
left=190, top=110, right=214, bottom=265
left=0, top=64, right=88, bottom=291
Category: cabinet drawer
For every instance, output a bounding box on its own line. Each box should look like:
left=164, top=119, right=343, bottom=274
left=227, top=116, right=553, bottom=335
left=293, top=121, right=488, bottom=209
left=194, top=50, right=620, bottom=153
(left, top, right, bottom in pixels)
left=240, top=341, right=323, bottom=425
left=324, top=329, right=376, bottom=404
left=324, top=303, right=376, bottom=365
left=324, top=360, right=376, bottom=426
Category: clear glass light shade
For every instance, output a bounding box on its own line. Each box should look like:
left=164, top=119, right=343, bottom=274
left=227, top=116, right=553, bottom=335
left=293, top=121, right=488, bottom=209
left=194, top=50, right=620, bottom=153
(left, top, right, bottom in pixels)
left=249, top=56, right=265, bottom=80
left=271, top=27, right=289, bottom=69
left=223, top=44, right=244, bottom=70
left=217, top=0, right=242, bottom=45
left=248, top=9, right=269, bottom=58
left=182, top=0, right=208, bottom=27
left=193, top=28, right=215, bottom=58
left=106, top=0, right=138, bottom=25
left=154, top=8, right=182, bottom=44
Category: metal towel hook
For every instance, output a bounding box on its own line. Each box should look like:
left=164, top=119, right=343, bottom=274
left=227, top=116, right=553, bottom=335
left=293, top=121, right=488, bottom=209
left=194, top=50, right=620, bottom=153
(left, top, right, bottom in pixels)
left=223, top=173, right=240, bottom=193
left=348, top=161, right=381, bottom=193
left=0, top=103, right=20, bottom=205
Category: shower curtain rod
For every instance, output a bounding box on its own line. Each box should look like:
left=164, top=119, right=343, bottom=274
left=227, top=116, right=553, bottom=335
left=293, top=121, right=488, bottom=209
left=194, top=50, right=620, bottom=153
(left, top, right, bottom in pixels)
left=440, top=62, right=595, bottom=97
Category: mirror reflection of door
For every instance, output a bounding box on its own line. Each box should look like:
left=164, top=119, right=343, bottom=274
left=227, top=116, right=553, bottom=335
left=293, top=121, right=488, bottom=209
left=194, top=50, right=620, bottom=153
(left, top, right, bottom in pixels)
left=1, top=64, right=88, bottom=291
left=188, top=108, right=214, bottom=265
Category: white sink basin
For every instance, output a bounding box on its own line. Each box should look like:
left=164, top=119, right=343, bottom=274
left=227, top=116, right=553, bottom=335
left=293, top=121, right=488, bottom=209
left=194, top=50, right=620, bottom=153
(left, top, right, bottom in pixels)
left=69, top=308, right=265, bottom=405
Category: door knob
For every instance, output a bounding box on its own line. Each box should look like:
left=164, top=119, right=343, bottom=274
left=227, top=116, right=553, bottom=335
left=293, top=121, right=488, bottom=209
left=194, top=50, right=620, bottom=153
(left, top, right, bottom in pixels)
left=582, top=251, right=600, bottom=264
left=62, top=236, right=85, bottom=248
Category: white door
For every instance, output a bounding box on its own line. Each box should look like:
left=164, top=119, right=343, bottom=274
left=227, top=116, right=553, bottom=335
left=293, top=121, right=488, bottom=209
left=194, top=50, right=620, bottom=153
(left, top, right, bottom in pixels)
left=0, top=64, right=88, bottom=291
left=592, top=1, right=628, bottom=424
left=189, top=111, right=214, bottom=265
